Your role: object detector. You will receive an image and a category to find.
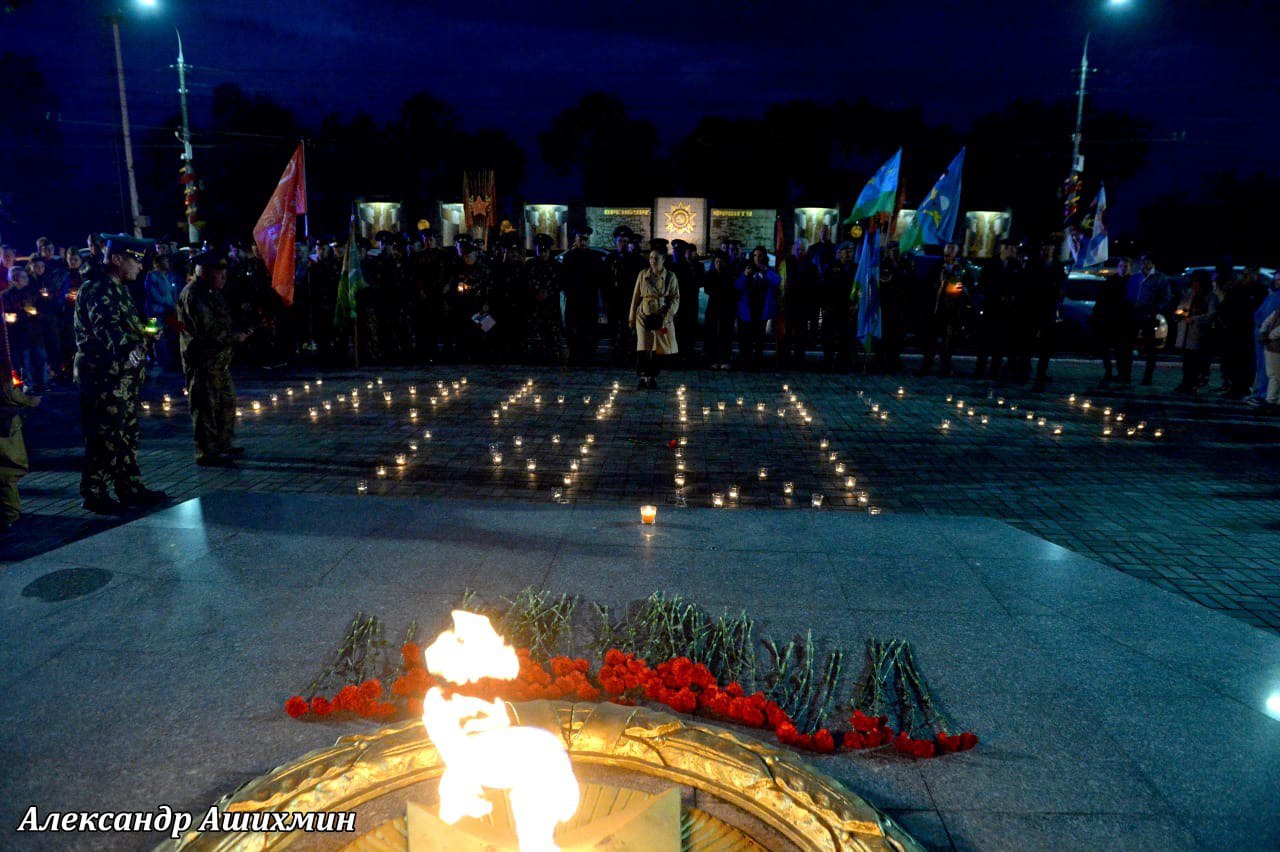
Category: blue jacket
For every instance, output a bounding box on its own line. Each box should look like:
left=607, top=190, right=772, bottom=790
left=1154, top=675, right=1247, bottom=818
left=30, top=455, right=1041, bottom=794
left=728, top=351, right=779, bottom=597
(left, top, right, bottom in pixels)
left=144, top=270, right=183, bottom=318
left=735, top=267, right=781, bottom=323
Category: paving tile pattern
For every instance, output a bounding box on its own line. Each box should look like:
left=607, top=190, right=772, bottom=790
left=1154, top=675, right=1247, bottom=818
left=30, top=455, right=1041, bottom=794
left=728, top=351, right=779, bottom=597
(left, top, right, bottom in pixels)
left=10, top=354, right=1280, bottom=634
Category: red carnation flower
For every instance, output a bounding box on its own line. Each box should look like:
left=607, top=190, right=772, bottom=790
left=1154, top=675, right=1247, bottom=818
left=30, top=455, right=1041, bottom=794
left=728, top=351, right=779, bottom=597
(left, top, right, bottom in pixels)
left=401, top=642, right=422, bottom=667
left=335, top=685, right=362, bottom=712
left=359, top=679, right=383, bottom=701
left=813, top=729, right=835, bottom=753
left=310, top=696, right=334, bottom=716
left=285, top=696, right=309, bottom=718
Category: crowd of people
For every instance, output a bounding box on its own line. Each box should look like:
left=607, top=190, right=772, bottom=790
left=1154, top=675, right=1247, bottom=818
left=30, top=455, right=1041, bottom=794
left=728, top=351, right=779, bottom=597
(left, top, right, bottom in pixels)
left=0, top=223, right=1278, bottom=529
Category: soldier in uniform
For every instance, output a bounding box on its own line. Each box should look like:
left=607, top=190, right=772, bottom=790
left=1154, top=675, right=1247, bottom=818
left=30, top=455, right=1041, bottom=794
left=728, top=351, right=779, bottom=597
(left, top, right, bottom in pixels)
left=605, top=226, right=639, bottom=364
left=73, top=235, right=168, bottom=513
left=525, top=233, right=566, bottom=363
left=560, top=225, right=606, bottom=365
left=177, top=254, right=249, bottom=466
left=0, top=335, right=40, bottom=532
left=917, top=243, right=975, bottom=377
left=670, top=239, right=703, bottom=366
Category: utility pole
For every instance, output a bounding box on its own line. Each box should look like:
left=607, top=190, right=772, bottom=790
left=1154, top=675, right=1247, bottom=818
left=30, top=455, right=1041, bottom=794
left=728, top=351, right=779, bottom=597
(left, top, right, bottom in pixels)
left=110, top=15, right=145, bottom=237
left=173, top=29, right=199, bottom=244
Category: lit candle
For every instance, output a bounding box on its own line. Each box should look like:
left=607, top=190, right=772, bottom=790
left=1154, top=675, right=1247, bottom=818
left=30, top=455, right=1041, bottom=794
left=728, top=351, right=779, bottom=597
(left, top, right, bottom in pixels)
left=640, top=505, right=657, bottom=525
left=675, top=473, right=686, bottom=488
left=308, top=407, right=318, bottom=418
left=500, top=402, right=509, bottom=411
left=323, top=401, right=333, bottom=411
left=1153, top=428, right=1164, bottom=438
left=408, top=385, right=417, bottom=395
left=613, top=381, right=620, bottom=390
left=1102, top=426, right=1112, bottom=436
left=351, top=399, right=360, bottom=409
left=803, top=415, right=813, bottom=425
left=580, top=444, right=589, bottom=455
left=557, top=394, right=566, bottom=405
left=1026, top=412, right=1035, bottom=420
left=980, top=415, right=989, bottom=424
left=236, top=408, right=244, bottom=418
left=1037, top=418, right=1047, bottom=427
left=1068, top=394, right=1077, bottom=404
left=996, top=397, right=1005, bottom=406
left=955, top=400, right=965, bottom=410
left=1103, top=407, right=1112, bottom=417
left=758, top=467, right=768, bottom=479
left=534, top=395, right=542, bottom=404
left=868, top=506, right=882, bottom=515
left=141, top=402, right=151, bottom=412
left=1137, top=421, right=1147, bottom=430
left=513, top=435, right=524, bottom=448
left=941, top=419, right=951, bottom=431
left=728, top=485, right=740, bottom=500
left=945, top=394, right=953, bottom=403
left=879, top=411, right=889, bottom=421
left=376, top=465, right=387, bottom=477
left=430, top=397, right=439, bottom=406
left=409, top=440, right=419, bottom=452
left=376, top=377, right=383, bottom=386
left=436, top=381, right=445, bottom=389
left=896, top=387, right=905, bottom=398
left=583, top=395, right=592, bottom=405
left=679, top=436, right=688, bottom=446
left=304, top=383, right=311, bottom=392
left=736, top=397, right=744, bottom=406
left=717, top=401, right=726, bottom=411
left=755, top=402, right=766, bottom=412
left=423, top=430, right=432, bottom=440
left=410, top=409, right=419, bottom=420
left=356, top=480, right=368, bottom=494
left=845, top=476, right=856, bottom=489
left=270, top=394, right=279, bottom=403
left=1052, top=425, right=1063, bottom=435
left=570, top=459, right=579, bottom=471
left=441, top=389, right=450, bottom=398
left=383, top=391, right=392, bottom=403
left=676, top=460, right=686, bottom=471
left=789, top=394, right=798, bottom=403
left=1081, top=400, right=1092, bottom=411
left=835, top=462, right=846, bottom=474
left=161, top=401, right=172, bottom=412
left=703, top=406, right=711, bottom=416
left=316, top=379, right=324, bottom=387
left=460, top=377, right=468, bottom=385
left=811, top=493, right=824, bottom=508
left=286, top=388, right=294, bottom=397
left=552, top=487, right=564, bottom=502
left=783, top=481, right=794, bottom=495
left=366, top=382, right=374, bottom=390
left=1116, top=413, right=1126, bottom=422
left=1127, top=428, right=1137, bottom=436
left=526, top=459, right=537, bottom=472
left=338, top=394, right=347, bottom=403
left=395, top=453, right=407, bottom=466
left=492, top=452, right=503, bottom=465
left=857, top=493, right=869, bottom=506
left=563, top=473, right=572, bottom=486
left=828, top=451, right=838, bottom=462
left=492, top=410, right=500, bottom=419
left=586, top=434, right=596, bottom=444
left=783, top=384, right=790, bottom=392
left=712, top=492, right=725, bottom=507
left=871, top=403, right=880, bottom=413
left=777, top=408, right=786, bottom=417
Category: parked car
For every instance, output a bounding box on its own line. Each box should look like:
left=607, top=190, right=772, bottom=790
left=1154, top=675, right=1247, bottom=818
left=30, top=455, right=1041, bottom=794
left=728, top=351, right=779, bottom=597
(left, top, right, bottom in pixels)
left=1058, top=269, right=1168, bottom=350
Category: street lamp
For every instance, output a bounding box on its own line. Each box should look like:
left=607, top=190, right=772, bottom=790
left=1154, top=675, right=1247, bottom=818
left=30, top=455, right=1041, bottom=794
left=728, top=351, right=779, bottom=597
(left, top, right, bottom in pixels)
left=108, top=0, right=157, bottom=237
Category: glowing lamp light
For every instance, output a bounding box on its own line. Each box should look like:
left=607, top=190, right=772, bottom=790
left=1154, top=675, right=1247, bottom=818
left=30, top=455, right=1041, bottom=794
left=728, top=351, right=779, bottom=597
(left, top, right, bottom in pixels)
left=640, top=505, right=657, bottom=525
left=491, top=452, right=504, bottom=465
left=492, top=410, right=501, bottom=420
left=552, top=434, right=561, bottom=445
left=557, top=395, right=566, bottom=405
left=712, top=492, right=725, bottom=507
left=235, top=408, right=244, bottom=418
left=580, top=444, right=589, bottom=456
left=583, top=395, right=592, bottom=405
left=286, top=388, right=294, bottom=397
left=586, top=434, right=596, bottom=444
left=351, top=399, right=361, bottom=409
left=408, top=385, right=417, bottom=395
left=703, top=407, right=711, bottom=417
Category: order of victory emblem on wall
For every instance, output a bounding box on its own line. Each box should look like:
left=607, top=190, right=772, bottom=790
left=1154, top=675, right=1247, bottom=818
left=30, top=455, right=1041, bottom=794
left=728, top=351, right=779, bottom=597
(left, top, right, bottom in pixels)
left=664, top=202, right=697, bottom=236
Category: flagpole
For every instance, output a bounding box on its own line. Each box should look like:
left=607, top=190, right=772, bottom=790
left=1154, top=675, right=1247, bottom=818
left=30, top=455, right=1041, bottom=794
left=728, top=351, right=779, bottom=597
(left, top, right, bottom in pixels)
left=302, top=138, right=315, bottom=353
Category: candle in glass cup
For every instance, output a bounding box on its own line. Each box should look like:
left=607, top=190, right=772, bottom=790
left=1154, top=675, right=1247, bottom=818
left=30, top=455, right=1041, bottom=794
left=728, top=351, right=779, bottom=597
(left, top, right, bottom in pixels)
left=423, top=430, right=432, bottom=440
left=492, top=452, right=503, bottom=465
left=728, top=484, right=740, bottom=500
left=383, top=391, right=392, bottom=403
left=409, top=409, right=419, bottom=420
left=308, top=407, right=318, bottom=419
left=811, top=493, right=824, bottom=508
left=580, top=444, right=589, bottom=455
left=712, top=492, right=725, bottom=508
left=783, top=481, right=793, bottom=495
left=674, top=473, right=686, bottom=488
left=835, top=462, right=846, bottom=474
left=513, top=435, right=523, bottom=448
left=640, top=505, right=658, bottom=525
left=563, top=473, right=572, bottom=486
left=526, top=459, right=537, bottom=472
left=758, top=467, right=768, bottom=479
left=819, top=438, right=830, bottom=449
left=717, top=401, right=726, bottom=411
left=736, top=397, right=744, bottom=406
left=356, top=480, right=368, bottom=494
left=845, top=476, right=856, bottom=489
left=702, top=406, right=711, bottom=416
left=586, top=434, right=595, bottom=444
left=570, top=459, right=579, bottom=471
left=323, top=401, right=332, bottom=411
left=408, top=440, right=419, bottom=452
left=395, top=454, right=407, bottom=466
left=376, top=465, right=387, bottom=477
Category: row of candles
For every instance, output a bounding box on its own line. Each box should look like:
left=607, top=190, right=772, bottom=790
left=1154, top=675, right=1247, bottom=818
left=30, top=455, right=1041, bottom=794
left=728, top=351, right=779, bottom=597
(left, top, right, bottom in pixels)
left=939, top=392, right=1064, bottom=436
left=1065, top=394, right=1164, bottom=439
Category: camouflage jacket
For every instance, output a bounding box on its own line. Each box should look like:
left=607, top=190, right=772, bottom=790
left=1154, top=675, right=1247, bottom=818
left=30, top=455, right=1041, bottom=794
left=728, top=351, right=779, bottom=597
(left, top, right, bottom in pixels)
left=73, top=273, right=146, bottom=377
left=177, top=282, right=237, bottom=370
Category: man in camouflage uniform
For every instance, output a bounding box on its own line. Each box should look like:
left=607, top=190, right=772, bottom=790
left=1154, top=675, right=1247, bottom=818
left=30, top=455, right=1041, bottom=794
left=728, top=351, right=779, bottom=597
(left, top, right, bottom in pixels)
left=525, top=233, right=566, bottom=363
left=73, top=235, right=168, bottom=513
left=177, top=254, right=248, bottom=466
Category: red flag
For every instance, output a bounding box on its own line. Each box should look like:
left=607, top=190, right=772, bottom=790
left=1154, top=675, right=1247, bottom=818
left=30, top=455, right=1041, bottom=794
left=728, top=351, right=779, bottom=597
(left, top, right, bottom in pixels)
left=253, top=142, right=307, bottom=306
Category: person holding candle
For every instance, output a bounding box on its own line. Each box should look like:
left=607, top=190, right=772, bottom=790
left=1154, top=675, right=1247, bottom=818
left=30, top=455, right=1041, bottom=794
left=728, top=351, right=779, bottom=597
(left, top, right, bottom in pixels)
left=73, top=235, right=168, bottom=513
left=178, top=254, right=250, bottom=467
left=629, top=241, right=680, bottom=389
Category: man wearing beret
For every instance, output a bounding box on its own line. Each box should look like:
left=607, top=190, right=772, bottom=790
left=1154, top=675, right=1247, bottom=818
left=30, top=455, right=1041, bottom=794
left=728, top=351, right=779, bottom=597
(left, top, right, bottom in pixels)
left=178, top=253, right=249, bottom=466
left=73, top=235, right=167, bottom=513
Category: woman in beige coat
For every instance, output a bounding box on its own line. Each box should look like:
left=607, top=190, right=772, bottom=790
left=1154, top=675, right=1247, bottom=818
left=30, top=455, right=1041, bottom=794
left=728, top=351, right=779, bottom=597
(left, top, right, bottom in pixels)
left=628, top=247, right=680, bottom=389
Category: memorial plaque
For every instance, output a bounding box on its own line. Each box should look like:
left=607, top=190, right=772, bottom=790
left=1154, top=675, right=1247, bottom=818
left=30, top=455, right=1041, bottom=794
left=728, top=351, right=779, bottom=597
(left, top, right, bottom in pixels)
left=653, top=197, right=708, bottom=251
left=892, top=209, right=917, bottom=241
left=439, top=203, right=465, bottom=246
left=357, top=201, right=402, bottom=241
left=523, top=204, right=569, bottom=251
left=793, top=207, right=839, bottom=247
left=586, top=207, right=653, bottom=249
left=963, top=211, right=1012, bottom=259
left=708, top=208, right=774, bottom=254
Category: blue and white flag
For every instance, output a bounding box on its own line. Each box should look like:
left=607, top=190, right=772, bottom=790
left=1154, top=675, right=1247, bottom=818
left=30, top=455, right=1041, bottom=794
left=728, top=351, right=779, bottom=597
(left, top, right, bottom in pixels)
left=855, top=230, right=882, bottom=343
left=1074, top=184, right=1109, bottom=269
left=899, top=148, right=965, bottom=253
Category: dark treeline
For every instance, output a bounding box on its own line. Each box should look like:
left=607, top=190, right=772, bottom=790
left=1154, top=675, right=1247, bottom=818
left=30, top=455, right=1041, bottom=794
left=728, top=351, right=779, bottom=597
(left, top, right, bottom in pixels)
left=2, top=48, right=1276, bottom=268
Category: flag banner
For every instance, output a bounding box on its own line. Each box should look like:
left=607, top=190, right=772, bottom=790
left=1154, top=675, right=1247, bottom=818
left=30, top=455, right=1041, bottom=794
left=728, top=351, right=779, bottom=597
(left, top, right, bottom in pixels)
left=899, top=148, right=964, bottom=253
left=845, top=149, right=902, bottom=223
left=1074, top=185, right=1108, bottom=269
left=333, top=217, right=366, bottom=328
left=253, top=142, right=307, bottom=306
left=855, top=230, right=882, bottom=342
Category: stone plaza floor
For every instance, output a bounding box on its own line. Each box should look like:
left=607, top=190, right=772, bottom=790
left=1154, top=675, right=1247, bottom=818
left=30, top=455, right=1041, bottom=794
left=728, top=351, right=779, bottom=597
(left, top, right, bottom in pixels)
left=3, top=352, right=1280, bottom=849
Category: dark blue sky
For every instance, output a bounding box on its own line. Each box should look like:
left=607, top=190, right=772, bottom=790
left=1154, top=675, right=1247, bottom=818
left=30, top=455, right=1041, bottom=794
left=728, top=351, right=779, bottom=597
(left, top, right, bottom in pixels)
left=6, top=0, right=1277, bottom=227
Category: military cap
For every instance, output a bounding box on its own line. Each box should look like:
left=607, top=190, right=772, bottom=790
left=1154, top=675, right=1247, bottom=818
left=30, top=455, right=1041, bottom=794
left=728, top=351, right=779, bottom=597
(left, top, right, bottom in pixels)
left=192, top=252, right=229, bottom=270
left=611, top=225, right=634, bottom=239
left=649, top=237, right=669, bottom=253
left=570, top=224, right=593, bottom=238
left=101, top=233, right=151, bottom=259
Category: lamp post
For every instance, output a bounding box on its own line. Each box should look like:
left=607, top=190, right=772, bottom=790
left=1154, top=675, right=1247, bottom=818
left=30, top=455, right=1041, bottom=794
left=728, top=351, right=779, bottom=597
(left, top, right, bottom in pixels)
left=1070, top=33, right=1090, bottom=176
left=109, top=13, right=145, bottom=237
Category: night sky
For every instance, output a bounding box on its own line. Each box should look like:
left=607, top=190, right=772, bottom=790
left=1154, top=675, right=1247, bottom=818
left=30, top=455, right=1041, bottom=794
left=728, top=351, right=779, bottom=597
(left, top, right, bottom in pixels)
left=5, top=0, right=1277, bottom=231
